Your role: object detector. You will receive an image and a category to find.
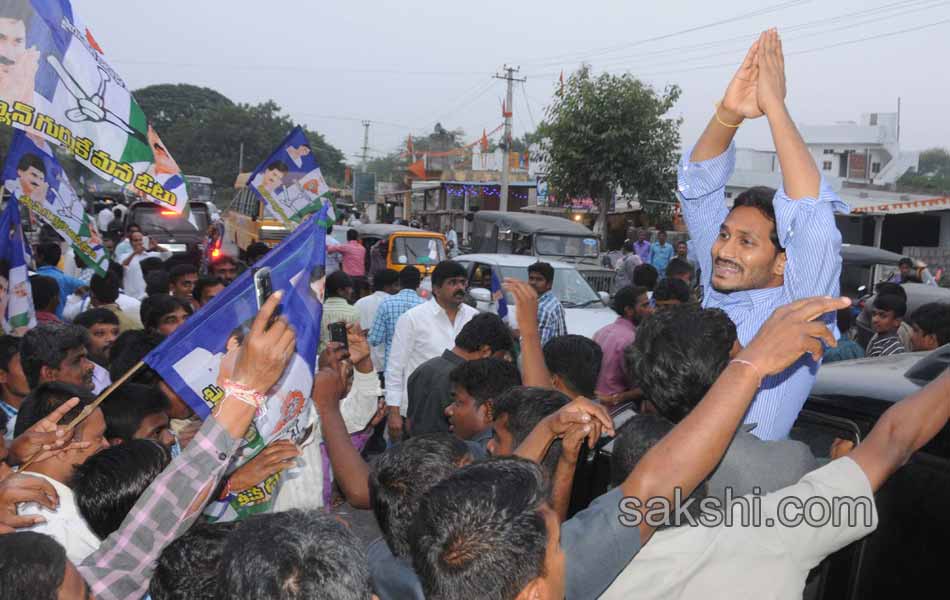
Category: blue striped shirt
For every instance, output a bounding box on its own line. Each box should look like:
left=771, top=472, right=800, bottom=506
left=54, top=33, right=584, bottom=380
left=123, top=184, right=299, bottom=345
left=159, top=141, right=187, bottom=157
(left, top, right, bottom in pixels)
left=678, top=142, right=848, bottom=441
left=368, top=289, right=425, bottom=370
left=537, top=291, right=567, bottom=346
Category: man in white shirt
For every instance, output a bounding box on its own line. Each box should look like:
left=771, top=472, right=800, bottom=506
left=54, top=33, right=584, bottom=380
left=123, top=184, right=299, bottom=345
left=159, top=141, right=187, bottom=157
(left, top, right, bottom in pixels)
left=325, top=226, right=343, bottom=275
left=384, top=261, right=477, bottom=441
left=97, top=206, right=115, bottom=233
left=119, top=231, right=172, bottom=300
left=354, top=269, right=399, bottom=376
left=15, top=383, right=111, bottom=563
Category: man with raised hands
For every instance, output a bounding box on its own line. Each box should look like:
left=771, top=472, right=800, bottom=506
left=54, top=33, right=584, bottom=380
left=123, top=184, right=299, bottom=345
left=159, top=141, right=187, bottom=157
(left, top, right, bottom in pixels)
left=678, top=29, right=848, bottom=441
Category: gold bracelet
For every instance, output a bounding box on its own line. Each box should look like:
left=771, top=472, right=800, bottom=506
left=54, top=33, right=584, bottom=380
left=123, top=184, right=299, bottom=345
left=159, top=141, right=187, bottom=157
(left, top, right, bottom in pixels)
left=714, top=102, right=742, bottom=128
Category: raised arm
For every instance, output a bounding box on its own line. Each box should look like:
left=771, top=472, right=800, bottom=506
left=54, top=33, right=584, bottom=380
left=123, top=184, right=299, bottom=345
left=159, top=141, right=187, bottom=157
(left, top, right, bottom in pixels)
left=690, top=39, right=761, bottom=163
left=504, top=278, right=551, bottom=388
left=621, top=296, right=849, bottom=545
left=848, top=370, right=950, bottom=492
left=757, top=29, right=819, bottom=200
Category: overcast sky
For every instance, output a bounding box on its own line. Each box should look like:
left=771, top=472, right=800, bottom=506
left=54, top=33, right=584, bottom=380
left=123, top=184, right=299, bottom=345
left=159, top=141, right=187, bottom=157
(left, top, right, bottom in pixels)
left=79, top=0, right=950, bottom=173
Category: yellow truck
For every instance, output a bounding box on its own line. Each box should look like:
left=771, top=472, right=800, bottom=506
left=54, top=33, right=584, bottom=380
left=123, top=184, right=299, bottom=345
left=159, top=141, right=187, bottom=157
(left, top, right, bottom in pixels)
left=222, top=172, right=290, bottom=251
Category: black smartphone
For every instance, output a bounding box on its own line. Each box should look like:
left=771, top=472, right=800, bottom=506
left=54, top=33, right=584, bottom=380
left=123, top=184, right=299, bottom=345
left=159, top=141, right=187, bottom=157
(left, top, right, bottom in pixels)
left=253, top=267, right=282, bottom=329
left=328, top=321, right=349, bottom=350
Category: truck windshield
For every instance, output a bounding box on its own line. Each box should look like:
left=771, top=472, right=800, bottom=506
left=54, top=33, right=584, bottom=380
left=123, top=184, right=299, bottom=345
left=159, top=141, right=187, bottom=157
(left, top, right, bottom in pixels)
left=392, top=237, right=446, bottom=266
left=535, top=234, right=599, bottom=258
left=187, top=182, right=214, bottom=203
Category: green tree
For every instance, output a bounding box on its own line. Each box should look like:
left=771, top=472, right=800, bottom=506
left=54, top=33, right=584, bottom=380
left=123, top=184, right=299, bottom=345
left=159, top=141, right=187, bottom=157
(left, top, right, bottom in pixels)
left=918, top=147, right=950, bottom=177
left=131, top=86, right=345, bottom=189
left=898, top=147, right=950, bottom=194
left=536, top=66, right=682, bottom=235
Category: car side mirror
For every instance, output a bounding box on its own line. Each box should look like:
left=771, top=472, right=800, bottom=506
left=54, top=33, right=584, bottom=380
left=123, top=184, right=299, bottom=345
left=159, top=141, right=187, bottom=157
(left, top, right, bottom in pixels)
left=470, top=288, right=491, bottom=303
left=598, top=291, right=610, bottom=305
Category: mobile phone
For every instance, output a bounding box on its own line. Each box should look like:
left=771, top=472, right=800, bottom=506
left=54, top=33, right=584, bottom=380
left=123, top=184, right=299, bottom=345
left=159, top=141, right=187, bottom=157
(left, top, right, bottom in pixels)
left=253, top=267, right=282, bottom=328
left=328, top=321, right=349, bottom=350
left=141, top=235, right=150, bottom=248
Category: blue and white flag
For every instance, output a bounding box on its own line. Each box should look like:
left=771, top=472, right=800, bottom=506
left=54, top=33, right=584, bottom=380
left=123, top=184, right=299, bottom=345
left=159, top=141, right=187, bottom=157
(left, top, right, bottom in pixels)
left=0, top=196, right=35, bottom=336
left=490, top=270, right=508, bottom=319
left=2, top=129, right=107, bottom=275
left=143, top=204, right=329, bottom=520
left=248, top=126, right=333, bottom=229
left=0, top=0, right=188, bottom=212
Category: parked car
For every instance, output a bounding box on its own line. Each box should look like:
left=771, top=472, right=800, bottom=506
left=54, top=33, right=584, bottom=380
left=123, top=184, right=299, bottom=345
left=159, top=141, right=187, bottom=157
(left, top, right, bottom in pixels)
left=454, top=253, right=617, bottom=339
left=576, top=346, right=950, bottom=599
left=467, top=211, right=616, bottom=295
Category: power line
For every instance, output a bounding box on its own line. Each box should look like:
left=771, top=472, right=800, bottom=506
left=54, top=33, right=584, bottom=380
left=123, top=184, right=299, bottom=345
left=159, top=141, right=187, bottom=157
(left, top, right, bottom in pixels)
left=520, top=81, right=537, bottom=131
left=517, top=0, right=811, bottom=68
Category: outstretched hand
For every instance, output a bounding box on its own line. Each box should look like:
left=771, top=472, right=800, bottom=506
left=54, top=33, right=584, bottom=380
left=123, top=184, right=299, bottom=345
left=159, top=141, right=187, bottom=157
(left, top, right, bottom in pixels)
left=232, top=291, right=296, bottom=394
left=8, top=397, right=92, bottom=466
left=737, top=295, right=851, bottom=376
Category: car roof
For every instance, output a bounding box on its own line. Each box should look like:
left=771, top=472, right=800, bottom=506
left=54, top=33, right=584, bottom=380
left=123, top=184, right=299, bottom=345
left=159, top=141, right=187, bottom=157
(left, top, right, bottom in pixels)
left=812, top=351, right=926, bottom=403
left=472, top=211, right=595, bottom=236
left=840, top=244, right=904, bottom=266
left=355, top=224, right=417, bottom=237
left=454, top=253, right=578, bottom=269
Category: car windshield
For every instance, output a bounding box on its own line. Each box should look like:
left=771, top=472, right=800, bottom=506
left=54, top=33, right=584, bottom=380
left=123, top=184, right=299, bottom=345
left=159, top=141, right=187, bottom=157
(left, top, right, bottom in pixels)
left=535, top=234, right=599, bottom=258
left=392, top=237, right=445, bottom=266
left=132, top=205, right=209, bottom=234
left=498, top=266, right=600, bottom=307
left=187, top=182, right=214, bottom=203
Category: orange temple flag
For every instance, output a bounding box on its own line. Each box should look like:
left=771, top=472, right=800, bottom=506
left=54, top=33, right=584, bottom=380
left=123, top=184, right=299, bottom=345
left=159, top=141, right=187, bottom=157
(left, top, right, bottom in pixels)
left=408, top=160, right=426, bottom=179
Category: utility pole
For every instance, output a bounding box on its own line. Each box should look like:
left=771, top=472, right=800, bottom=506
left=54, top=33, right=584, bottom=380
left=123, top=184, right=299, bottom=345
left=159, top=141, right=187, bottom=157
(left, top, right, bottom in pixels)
left=360, top=120, right=371, bottom=173
left=494, top=65, right=525, bottom=212
left=238, top=142, right=244, bottom=173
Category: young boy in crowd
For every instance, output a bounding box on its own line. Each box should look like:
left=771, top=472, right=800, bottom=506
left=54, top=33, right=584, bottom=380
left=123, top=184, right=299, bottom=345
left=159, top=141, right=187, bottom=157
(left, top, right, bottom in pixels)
left=867, top=294, right=907, bottom=357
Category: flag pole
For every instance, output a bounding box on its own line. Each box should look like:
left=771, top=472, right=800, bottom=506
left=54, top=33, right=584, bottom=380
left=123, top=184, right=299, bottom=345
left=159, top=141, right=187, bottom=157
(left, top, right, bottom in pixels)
left=18, top=361, right=146, bottom=472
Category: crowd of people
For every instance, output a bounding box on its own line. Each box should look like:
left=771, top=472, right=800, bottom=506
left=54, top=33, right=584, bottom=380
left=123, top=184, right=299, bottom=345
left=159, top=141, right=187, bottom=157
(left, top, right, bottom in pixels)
left=1, top=29, right=950, bottom=600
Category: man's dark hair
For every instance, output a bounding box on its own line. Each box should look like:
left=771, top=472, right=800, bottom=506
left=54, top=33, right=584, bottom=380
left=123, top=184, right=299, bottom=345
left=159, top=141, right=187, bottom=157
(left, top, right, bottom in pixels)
left=244, top=242, right=270, bottom=264
left=0, top=0, right=35, bottom=23
left=219, top=509, right=372, bottom=600
left=449, top=358, right=521, bottom=408
left=169, top=263, right=198, bottom=283
left=138, top=257, right=163, bottom=278
left=74, top=307, right=120, bottom=330
left=0, top=334, right=20, bottom=372
left=30, top=274, right=59, bottom=312
left=19, top=323, right=89, bottom=389
left=609, top=414, right=706, bottom=527
left=871, top=283, right=905, bottom=303
left=632, top=263, right=659, bottom=291
left=431, top=261, right=467, bottom=287
left=141, top=294, right=192, bottom=333
left=0, top=532, right=67, bottom=600
left=325, top=271, right=353, bottom=299
left=898, top=257, right=914, bottom=269
left=346, top=229, right=359, bottom=242
left=210, top=254, right=239, bottom=269
left=409, top=456, right=550, bottom=600
left=611, top=285, right=648, bottom=316
left=625, top=305, right=736, bottom=423
left=732, top=186, right=782, bottom=250
left=14, top=382, right=94, bottom=437
left=491, top=386, right=569, bottom=471
left=35, top=242, right=61, bottom=267
left=265, top=160, right=289, bottom=174
left=370, top=434, right=471, bottom=558
left=373, top=268, right=400, bottom=291
left=654, top=277, right=691, bottom=304
left=542, top=334, right=602, bottom=397
left=907, top=303, right=950, bottom=347
left=90, top=271, right=120, bottom=304
left=194, top=276, right=224, bottom=303
left=623, top=239, right=635, bottom=253
left=110, top=330, right=162, bottom=384
left=126, top=222, right=141, bottom=234
left=873, top=293, right=907, bottom=319
left=399, top=265, right=421, bottom=290
left=150, top=522, right=241, bottom=600
left=145, top=269, right=171, bottom=296
left=71, top=439, right=170, bottom=539
left=527, top=261, right=554, bottom=284
left=454, top=312, right=513, bottom=354
left=665, top=258, right=694, bottom=280
left=100, top=383, right=169, bottom=443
